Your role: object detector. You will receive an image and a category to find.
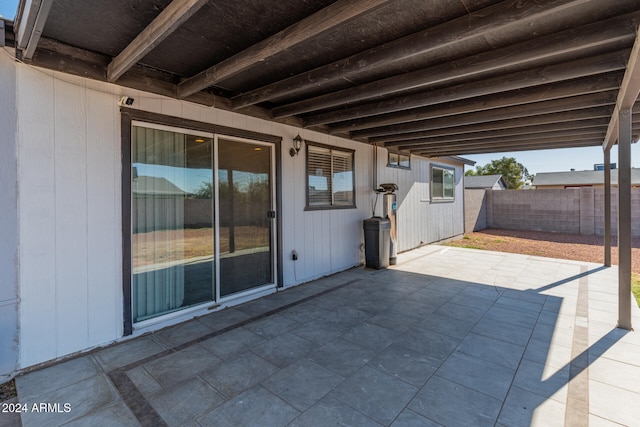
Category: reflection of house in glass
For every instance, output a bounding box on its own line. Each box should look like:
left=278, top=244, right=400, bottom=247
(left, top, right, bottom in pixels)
left=132, top=174, right=193, bottom=233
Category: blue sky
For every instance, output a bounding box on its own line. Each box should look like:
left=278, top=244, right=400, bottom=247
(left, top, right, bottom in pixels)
left=464, top=143, right=640, bottom=176
left=2, top=0, right=635, bottom=176
left=0, top=0, right=18, bottom=19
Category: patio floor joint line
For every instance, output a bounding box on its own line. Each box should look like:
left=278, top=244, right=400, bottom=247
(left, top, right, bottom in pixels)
left=106, top=277, right=362, bottom=426
left=565, top=265, right=590, bottom=427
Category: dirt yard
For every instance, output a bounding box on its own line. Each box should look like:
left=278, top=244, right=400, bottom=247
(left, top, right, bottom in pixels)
left=133, top=226, right=269, bottom=268
left=445, top=229, right=640, bottom=274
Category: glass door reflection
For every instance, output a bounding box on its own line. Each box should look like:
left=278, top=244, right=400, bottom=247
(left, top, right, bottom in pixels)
left=131, top=127, right=214, bottom=322
left=218, top=139, right=273, bottom=297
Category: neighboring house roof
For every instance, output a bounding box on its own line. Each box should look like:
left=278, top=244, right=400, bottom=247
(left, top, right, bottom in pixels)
left=464, top=174, right=506, bottom=189
left=133, top=176, right=189, bottom=196
left=534, top=169, right=640, bottom=187
left=443, top=156, right=476, bottom=166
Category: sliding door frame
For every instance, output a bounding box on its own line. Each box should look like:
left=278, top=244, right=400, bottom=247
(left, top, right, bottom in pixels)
left=121, top=108, right=283, bottom=336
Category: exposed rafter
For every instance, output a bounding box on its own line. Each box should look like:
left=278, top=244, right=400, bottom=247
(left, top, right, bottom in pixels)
left=107, top=0, right=208, bottom=82
left=15, top=0, right=54, bottom=59
left=372, top=110, right=615, bottom=145
left=232, top=0, right=605, bottom=109
left=603, top=30, right=640, bottom=150
left=176, top=0, right=390, bottom=98
left=340, top=73, right=622, bottom=138
left=385, top=119, right=611, bottom=149
left=347, top=88, right=619, bottom=139
left=13, top=0, right=640, bottom=158
left=418, top=138, right=606, bottom=157
left=303, top=49, right=629, bottom=127
left=405, top=129, right=607, bottom=151
left=271, top=12, right=639, bottom=119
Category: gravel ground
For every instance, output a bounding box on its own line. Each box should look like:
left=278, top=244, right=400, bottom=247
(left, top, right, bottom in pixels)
left=445, top=228, right=640, bottom=274
left=0, top=379, right=16, bottom=402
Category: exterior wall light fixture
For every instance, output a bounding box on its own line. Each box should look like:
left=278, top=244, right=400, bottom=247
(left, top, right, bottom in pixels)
left=290, top=134, right=303, bottom=157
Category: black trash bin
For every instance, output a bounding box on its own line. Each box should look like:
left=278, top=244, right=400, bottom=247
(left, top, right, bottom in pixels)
left=363, top=217, right=391, bottom=269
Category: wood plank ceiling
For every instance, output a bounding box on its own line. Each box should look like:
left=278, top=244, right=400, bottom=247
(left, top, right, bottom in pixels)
left=8, top=0, right=640, bottom=157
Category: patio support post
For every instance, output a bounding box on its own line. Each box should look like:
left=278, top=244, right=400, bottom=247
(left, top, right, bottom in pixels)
left=604, top=148, right=611, bottom=267
left=617, top=107, right=632, bottom=330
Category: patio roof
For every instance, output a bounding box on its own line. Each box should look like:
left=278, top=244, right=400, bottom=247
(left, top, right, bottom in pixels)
left=5, top=0, right=640, bottom=156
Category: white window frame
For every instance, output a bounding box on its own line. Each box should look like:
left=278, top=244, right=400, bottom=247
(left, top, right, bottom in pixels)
left=431, top=164, right=455, bottom=202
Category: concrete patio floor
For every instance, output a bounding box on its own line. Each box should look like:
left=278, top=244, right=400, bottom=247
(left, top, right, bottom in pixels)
left=6, top=245, right=640, bottom=427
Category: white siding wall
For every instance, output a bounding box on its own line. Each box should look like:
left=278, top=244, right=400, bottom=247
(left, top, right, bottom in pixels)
left=376, top=148, right=465, bottom=251
left=16, top=64, right=123, bottom=368
left=0, top=49, right=19, bottom=380
left=10, top=55, right=465, bottom=372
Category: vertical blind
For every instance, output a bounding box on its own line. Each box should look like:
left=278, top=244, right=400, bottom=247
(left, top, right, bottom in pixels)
left=132, top=127, right=187, bottom=322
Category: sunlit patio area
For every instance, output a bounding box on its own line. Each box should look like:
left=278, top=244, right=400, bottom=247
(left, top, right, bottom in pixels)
left=6, top=245, right=639, bottom=427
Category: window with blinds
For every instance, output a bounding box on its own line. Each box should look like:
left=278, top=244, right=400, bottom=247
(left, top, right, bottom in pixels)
left=307, top=144, right=355, bottom=209
left=431, top=165, right=455, bottom=201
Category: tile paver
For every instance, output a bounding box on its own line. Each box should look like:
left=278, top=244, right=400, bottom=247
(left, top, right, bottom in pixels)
left=8, top=245, right=640, bottom=427
left=262, top=359, right=344, bottom=411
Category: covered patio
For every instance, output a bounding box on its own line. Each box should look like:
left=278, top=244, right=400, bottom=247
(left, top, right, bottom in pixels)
left=6, top=0, right=639, bottom=328
left=10, top=246, right=640, bottom=426
left=3, top=2, right=640, bottom=425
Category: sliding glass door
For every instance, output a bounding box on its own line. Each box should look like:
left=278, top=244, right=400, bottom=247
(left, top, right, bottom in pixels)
left=131, top=124, right=275, bottom=323
left=218, top=139, right=274, bottom=297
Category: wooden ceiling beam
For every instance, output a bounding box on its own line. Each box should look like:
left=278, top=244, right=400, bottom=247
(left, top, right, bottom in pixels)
left=107, top=0, right=208, bottom=82
left=372, top=109, right=614, bottom=145
left=27, top=36, right=301, bottom=127
left=334, top=74, right=621, bottom=135
left=384, top=118, right=610, bottom=148
left=604, top=30, right=640, bottom=150
left=420, top=140, right=599, bottom=157
left=231, top=0, right=609, bottom=109
left=15, top=0, right=54, bottom=60
left=302, top=49, right=629, bottom=127
left=411, top=137, right=602, bottom=157
left=397, top=129, right=607, bottom=152
left=271, top=12, right=639, bottom=119
left=176, top=0, right=390, bottom=98
left=348, top=88, right=618, bottom=139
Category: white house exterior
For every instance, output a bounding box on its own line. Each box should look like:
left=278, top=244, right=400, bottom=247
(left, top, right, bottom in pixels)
left=0, top=52, right=469, bottom=379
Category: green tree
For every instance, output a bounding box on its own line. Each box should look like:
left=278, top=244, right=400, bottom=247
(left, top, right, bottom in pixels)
left=465, top=157, right=532, bottom=189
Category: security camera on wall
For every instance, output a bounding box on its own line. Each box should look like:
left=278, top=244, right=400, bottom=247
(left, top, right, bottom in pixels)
left=118, top=96, right=135, bottom=107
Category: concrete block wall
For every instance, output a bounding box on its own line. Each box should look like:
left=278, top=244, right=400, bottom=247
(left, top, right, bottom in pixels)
left=464, top=189, right=487, bottom=232
left=579, top=187, right=595, bottom=235
left=594, top=188, right=640, bottom=237
left=487, top=189, right=580, bottom=233
left=470, top=187, right=640, bottom=237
